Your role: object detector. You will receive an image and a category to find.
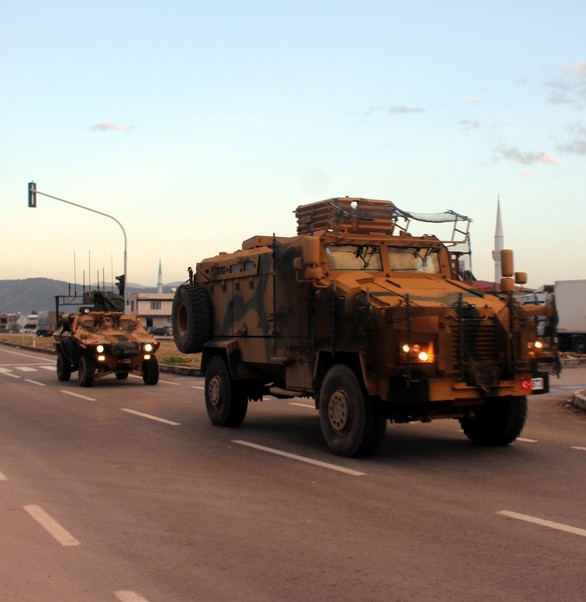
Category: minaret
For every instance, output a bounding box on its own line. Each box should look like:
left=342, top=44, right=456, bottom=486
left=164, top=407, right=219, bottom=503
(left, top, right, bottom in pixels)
left=157, top=259, right=163, bottom=293
left=492, top=197, right=504, bottom=285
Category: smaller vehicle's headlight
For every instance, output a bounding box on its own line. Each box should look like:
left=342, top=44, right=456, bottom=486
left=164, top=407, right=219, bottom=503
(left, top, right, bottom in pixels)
left=144, top=354, right=151, bottom=360
left=144, top=343, right=153, bottom=353
left=97, top=355, right=106, bottom=362
left=96, top=344, right=105, bottom=353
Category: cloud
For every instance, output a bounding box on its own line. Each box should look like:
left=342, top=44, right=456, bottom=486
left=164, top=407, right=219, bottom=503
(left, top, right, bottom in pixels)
left=546, top=62, right=586, bottom=106
left=91, top=121, right=134, bottom=133
left=496, top=147, right=559, bottom=167
left=458, top=119, right=480, bottom=131
left=387, top=105, right=425, bottom=114
left=364, top=105, right=425, bottom=115
left=557, top=122, right=586, bottom=155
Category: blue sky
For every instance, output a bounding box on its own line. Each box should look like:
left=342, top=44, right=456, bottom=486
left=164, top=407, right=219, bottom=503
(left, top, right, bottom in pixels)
left=2, top=1, right=585, bottom=288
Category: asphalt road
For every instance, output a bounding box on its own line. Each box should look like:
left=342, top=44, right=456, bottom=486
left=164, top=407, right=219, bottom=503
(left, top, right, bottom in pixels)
left=1, top=344, right=585, bottom=601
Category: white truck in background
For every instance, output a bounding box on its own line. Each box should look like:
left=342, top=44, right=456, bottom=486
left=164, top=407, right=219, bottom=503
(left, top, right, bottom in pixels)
left=523, top=280, right=586, bottom=353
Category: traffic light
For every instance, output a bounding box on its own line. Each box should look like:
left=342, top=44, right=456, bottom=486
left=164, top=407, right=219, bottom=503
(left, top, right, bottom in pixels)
left=28, top=181, right=37, bottom=208
left=115, top=274, right=126, bottom=296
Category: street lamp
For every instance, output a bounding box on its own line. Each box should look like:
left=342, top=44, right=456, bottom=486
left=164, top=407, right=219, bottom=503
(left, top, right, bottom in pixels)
left=27, top=182, right=129, bottom=310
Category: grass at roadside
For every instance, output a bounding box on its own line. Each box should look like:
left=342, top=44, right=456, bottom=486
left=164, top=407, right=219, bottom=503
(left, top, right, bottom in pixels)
left=0, top=334, right=201, bottom=369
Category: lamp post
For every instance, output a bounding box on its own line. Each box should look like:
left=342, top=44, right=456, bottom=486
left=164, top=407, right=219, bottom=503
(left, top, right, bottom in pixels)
left=27, top=182, right=128, bottom=310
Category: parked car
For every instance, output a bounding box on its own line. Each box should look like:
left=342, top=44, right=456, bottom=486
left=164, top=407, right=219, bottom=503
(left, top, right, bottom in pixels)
left=152, top=326, right=172, bottom=336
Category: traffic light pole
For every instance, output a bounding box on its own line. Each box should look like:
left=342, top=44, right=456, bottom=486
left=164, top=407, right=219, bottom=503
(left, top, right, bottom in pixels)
left=27, top=182, right=128, bottom=311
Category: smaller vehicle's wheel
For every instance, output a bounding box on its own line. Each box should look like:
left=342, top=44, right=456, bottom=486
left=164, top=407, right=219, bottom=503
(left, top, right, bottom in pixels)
left=205, top=355, right=248, bottom=427
left=78, top=355, right=95, bottom=388
left=115, top=372, right=129, bottom=380
left=142, top=356, right=159, bottom=385
left=56, top=351, right=72, bottom=382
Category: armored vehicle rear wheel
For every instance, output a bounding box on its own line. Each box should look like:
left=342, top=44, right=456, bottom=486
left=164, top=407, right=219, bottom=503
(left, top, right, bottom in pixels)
left=205, top=355, right=248, bottom=427
left=172, top=284, right=212, bottom=354
left=142, top=356, right=159, bottom=385
left=56, top=351, right=72, bottom=382
left=319, top=364, right=387, bottom=457
left=78, top=355, right=95, bottom=388
left=460, top=395, right=527, bottom=445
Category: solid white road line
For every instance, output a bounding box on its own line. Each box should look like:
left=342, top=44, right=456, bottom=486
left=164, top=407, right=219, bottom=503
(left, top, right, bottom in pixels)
left=233, top=440, right=366, bottom=476
left=0, top=471, right=6, bottom=481
left=114, top=591, right=151, bottom=602
left=497, top=510, right=586, bottom=538
left=121, top=408, right=180, bottom=426
left=289, top=401, right=314, bottom=409
left=40, top=365, right=56, bottom=371
left=571, top=446, right=586, bottom=451
left=15, top=366, right=37, bottom=372
left=192, top=385, right=205, bottom=390
left=24, top=505, right=80, bottom=546
left=61, top=390, right=97, bottom=401
left=24, top=379, right=46, bottom=387
left=517, top=437, right=538, bottom=443
left=0, top=368, right=20, bottom=378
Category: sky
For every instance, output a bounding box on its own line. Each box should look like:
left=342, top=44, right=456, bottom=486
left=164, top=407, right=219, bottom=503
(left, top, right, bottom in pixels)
left=1, top=1, right=585, bottom=289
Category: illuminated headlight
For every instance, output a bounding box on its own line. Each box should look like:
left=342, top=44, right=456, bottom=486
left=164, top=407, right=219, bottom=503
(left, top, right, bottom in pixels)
left=96, top=344, right=105, bottom=353
left=144, top=354, right=151, bottom=360
left=400, top=342, right=435, bottom=363
left=97, top=355, right=106, bottom=362
left=144, top=343, right=153, bottom=353
left=528, top=340, right=546, bottom=354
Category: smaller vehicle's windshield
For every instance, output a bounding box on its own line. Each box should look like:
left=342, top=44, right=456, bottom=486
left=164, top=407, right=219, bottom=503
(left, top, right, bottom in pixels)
left=388, top=247, right=441, bottom=273
left=326, top=244, right=383, bottom=271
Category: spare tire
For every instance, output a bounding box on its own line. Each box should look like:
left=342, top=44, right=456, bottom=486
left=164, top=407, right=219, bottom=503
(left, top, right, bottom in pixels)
left=172, top=284, right=213, bottom=353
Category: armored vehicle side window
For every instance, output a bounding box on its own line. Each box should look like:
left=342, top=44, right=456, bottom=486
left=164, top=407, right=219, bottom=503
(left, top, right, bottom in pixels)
left=326, top=244, right=382, bottom=271
left=388, top=247, right=440, bottom=273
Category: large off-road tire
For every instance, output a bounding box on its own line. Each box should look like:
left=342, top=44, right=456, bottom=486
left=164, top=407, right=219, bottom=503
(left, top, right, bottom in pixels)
left=142, top=356, right=159, bottom=386
left=78, top=355, right=95, bottom=388
left=460, top=396, right=527, bottom=445
left=204, top=355, right=248, bottom=427
left=172, top=284, right=213, bottom=354
left=56, top=351, right=72, bottom=382
left=319, top=364, right=387, bottom=458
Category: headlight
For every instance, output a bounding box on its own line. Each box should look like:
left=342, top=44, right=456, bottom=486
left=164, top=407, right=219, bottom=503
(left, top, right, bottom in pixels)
left=96, top=344, right=105, bottom=353
left=528, top=340, right=546, bottom=354
left=97, top=355, right=106, bottom=362
left=399, top=342, right=435, bottom=363
left=144, top=343, right=153, bottom=353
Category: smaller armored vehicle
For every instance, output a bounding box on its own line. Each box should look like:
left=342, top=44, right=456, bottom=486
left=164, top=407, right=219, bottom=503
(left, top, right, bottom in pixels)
left=53, top=290, right=160, bottom=387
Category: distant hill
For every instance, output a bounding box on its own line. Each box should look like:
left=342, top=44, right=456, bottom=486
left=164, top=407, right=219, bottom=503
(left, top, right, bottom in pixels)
left=0, top=278, right=181, bottom=314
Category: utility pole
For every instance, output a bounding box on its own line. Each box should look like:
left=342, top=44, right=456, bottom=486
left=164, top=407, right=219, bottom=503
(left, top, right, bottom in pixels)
left=27, top=182, right=128, bottom=310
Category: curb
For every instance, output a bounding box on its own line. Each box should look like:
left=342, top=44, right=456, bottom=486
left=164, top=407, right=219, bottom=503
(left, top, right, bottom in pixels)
left=571, top=391, right=586, bottom=411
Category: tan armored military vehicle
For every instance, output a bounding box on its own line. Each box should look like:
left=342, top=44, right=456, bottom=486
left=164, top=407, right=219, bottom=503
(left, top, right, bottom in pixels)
left=172, top=197, right=559, bottom=457
left=54, top=290, right=160, bottom=387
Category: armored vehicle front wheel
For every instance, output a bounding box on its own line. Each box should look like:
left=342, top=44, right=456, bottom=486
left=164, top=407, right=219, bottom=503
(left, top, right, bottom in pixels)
left=56, top=351, right=72, bottom=382
left=204, top=355, right=248, bottom=427
left=460, top=395, right=527, bottom=445
left=78, top=356, right=95, bottom=388
left=319, top=364, right=387, bottom=458
left=142, top=356, right=159, bottom=385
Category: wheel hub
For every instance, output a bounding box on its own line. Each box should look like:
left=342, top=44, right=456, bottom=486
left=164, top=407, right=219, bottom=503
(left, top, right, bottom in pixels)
left=328, top=390, right=350, bottom=432
left=208, top=375, right=222, bottom=408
